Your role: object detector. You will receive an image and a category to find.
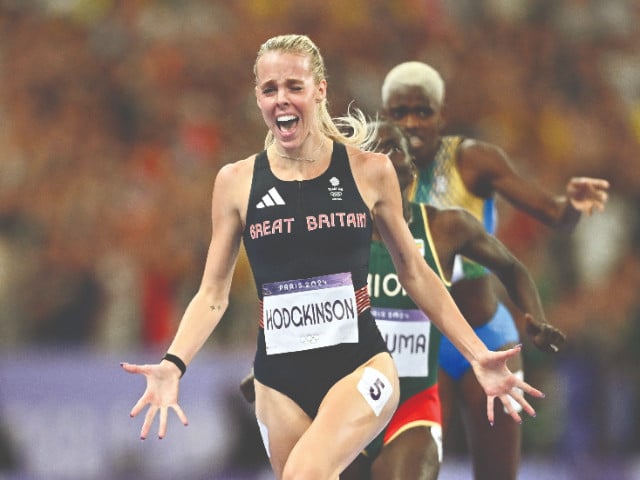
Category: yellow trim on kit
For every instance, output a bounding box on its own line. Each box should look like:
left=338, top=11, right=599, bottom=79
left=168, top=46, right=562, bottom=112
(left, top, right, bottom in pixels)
left=383, top=420, right=442, bottom=447
left=408, top=173, right=419, bottom=200
left=358, top=420, right=441, bottom=458
left=419, top=204, right=452, bottom=288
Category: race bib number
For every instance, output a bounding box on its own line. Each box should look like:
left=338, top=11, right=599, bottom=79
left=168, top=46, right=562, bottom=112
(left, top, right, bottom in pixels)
left=357, top=367, right=393, bottom=417
left=262, top=273, right=358, bottom=355
left=372, top=307, right=431, bottom=377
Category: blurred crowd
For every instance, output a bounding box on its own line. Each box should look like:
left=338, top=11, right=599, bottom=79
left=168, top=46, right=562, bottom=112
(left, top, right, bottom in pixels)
left=0, top=0, right=639, bottom=470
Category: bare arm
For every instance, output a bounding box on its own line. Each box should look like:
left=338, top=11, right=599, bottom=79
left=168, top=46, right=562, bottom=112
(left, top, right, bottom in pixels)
left=459, top=140, right=609, bottom=232
left=164, top=162, right=246, bottom=364
left=122, top=158, right=251, bottom=439
left=351, top=148, right=544, bottom=424
left=436, top=207, right=565, bottom=353
left=369, top=160, right=486, bottom=362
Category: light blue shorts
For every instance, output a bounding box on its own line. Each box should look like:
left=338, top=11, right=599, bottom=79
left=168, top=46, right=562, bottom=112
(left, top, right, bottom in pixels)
left=439, top=303, right=519, bottom=380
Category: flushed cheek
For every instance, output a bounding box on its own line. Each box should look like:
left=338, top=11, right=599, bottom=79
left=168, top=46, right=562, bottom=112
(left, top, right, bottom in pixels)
left=258, top=105, right=279, bottom=127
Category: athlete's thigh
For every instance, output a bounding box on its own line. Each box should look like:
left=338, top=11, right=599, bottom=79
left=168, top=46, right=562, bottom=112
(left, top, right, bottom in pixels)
left=254, top=379, right=312, bottom=479
left=371, top=426, right=440, bottom=480
left=287, top=352, right=400, bottom=478
left=341, top=454, right=371, bottom=480
left=438, top=368, right=457, bottom=437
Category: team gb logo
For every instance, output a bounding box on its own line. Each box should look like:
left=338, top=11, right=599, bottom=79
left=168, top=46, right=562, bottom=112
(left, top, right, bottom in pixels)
left=328, top=177, right=343, bottom=200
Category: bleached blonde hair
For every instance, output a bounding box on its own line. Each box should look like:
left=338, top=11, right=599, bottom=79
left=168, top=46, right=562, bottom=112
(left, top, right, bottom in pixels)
left=254, top=34, right=375, bottom=150
left=381, top=61, right=445, bottom=108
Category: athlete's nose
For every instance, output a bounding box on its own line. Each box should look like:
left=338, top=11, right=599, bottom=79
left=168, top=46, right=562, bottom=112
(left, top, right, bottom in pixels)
left=403, top=113, right=420, bottom=129
left=276, top=88, right=289, bottom=106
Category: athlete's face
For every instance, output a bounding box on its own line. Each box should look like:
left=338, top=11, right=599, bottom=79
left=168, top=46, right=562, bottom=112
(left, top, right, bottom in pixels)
left=383, top=85, right=443, bottom=167
left=375, top=124, right=415, bottom=192
left=255, top=51, right=326, bottom=149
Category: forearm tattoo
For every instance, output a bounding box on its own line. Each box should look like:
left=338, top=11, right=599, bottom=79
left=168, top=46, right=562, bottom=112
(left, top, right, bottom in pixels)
left=210, top=305, right=222, bottom=312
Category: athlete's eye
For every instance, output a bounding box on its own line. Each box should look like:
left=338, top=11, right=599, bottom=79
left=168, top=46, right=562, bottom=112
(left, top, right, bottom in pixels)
left=388, top=108, right=408, bottom=120
left=384, top=147, right=403, bottom=157
left=416, top=107, right=435, bottom=118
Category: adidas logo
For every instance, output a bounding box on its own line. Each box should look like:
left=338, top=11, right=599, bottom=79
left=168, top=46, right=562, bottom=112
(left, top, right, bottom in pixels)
left=257, top=187, right=286, bottom=209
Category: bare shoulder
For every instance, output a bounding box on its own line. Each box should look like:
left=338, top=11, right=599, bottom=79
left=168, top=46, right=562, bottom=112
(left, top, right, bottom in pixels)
left=460, top=137, right=502, bottom=154
left=427, top=205, right=483, bottom=239
left=345, top=145, right=396, bottom=209
left=458, top=138, right=517, bottom=196
left=459, top=137, right=509, bottom=166
left=427, top=204, right=469, bottom=227
left=216, top=154, right=255, bottom=183
left=345, top=144, right=394, bottom=182
left=212, top=154, right=255, bottom=214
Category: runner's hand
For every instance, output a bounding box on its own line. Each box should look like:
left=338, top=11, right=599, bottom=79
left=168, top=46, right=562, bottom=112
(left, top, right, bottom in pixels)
left=566, top=177, right=609, bottom=215
left=121, top=361, right=189, bottom=439
left=471, top=345, right=544, bottom=425
left=525, top=313, right=566, bottom=354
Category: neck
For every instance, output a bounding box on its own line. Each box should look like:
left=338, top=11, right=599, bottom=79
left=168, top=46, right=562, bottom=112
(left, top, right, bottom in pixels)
left=401, top=190, right=412, bottom=223
left=414, top=139, right=441, bottom=169
left=275, top=135, right=325, bottom=163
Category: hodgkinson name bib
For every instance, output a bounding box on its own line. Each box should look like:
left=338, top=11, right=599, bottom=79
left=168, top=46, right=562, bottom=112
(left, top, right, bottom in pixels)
left=372, top=307, right=431, bottom=377
left=262, top=272, right=359, bottom=355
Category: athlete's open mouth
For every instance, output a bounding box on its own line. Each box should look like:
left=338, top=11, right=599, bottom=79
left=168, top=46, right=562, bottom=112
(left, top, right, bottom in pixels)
left=408, top=135, right=424, bottom=149
left=277, top=115, right=299, bottom=132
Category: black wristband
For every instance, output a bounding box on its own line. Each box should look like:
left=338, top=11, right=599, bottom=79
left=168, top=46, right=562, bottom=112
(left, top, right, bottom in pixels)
left=162, top=353, right=186, bottom=378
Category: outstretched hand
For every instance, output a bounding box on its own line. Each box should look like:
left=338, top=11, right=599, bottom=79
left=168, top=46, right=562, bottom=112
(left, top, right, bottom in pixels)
left=524, top=313, right=566, bottom=354
left=471, top=345, right=544, bottom=425
left=566, top=177, right=609, bottom=215
left=121, top=362, right=188, bottom=440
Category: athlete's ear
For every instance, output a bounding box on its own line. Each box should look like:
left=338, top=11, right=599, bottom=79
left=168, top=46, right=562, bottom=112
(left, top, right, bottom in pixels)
left=437, top=103, right=447, bottom=129
left=315, top=79, right=327, bottom=103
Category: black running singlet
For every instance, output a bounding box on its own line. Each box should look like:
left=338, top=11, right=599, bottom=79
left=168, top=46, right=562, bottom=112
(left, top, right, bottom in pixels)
left=242, top=142, right=388, bottom=418
left=243, top=142, right=371, bottom=295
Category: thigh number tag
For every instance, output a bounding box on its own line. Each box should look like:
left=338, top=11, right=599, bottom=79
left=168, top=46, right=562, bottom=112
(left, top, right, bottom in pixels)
left=357, top=367, right=393, bottom=417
